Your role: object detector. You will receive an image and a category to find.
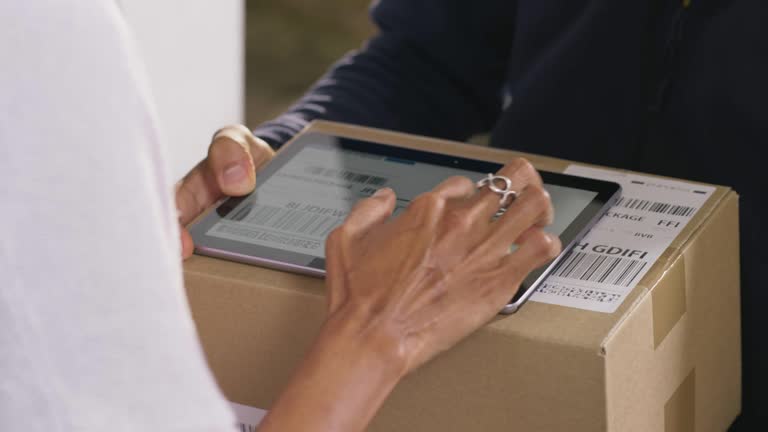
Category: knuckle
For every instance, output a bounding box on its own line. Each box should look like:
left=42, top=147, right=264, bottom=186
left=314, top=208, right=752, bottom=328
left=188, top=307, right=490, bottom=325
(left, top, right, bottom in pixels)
left=327, top=225, right=349, bottom=245
left=549, top=236, right=563, bottom=258
left=208, top=137, right=246, bottom=165
left=251, top=136, right=273, bottom=153
left=217, top=124, right=248, bottom=136
left=210, top=126, right=254, bottom=152
left=509, top=157, right=535, bottom=176
left=179, top=186, right=204, bottom=217
left=326, top=227, right=341, bottom=245
left=447, top=175, right=475, bottom=190
left=426, top=277, right=448, bottom=305
left=410, top=192, right=445, bottom=212
left=208, top=134, right=233, bottom=152
left=526, top=229, right=561, bottom=258
left=442, top=207, right=473, bottom=232
left=526, top=185, right=552, bottom=212
left=351, top=196, right=373, bottom=213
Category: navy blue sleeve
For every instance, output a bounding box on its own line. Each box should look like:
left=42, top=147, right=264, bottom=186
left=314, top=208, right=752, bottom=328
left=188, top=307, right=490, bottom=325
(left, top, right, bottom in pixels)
left=252, top=0, right=516, bottom=147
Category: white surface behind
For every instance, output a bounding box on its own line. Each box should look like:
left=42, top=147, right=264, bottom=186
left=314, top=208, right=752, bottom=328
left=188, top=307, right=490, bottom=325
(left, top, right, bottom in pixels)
left=119, top=0, right=244, bottom=180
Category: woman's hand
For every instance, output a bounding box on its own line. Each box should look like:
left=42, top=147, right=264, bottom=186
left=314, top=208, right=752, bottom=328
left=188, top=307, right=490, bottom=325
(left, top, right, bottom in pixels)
left=174, top=125, right=274, bottom=259
left=258, top=158, right=560, bottom=432
left=324, top=157, right=560, bottom=375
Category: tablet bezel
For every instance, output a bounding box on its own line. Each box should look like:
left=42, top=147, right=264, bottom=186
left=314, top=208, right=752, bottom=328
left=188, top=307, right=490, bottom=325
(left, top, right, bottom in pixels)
left=190, top=132, right=621, bottom=314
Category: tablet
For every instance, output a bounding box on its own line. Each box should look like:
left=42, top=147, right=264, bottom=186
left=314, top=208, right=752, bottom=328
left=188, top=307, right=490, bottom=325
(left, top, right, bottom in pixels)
left=190, top=132, right=621, bottom=314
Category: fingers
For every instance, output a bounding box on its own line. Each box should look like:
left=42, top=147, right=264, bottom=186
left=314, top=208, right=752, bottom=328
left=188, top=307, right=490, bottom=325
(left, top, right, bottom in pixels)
left=469, top=184, right=554, bottom=259
left=325, top=188, right=397, bottom=313
left=338, top=187, right=397, bottom=239
left=470, top=228, right=560, bottom=313
left=402, top=176, right=475, bottom=228
left=176, top=160, right=221, bottom=226
left=403, top=228, right=560, bottom=351
left=485, top=183, right=554, bottom=250
left=500, top=228, right=561, bottom=282
left=458, top=158, right=552, bottom=256
left=207, top=137, right=255, bottom=197
left=335, top=176, right=470, bottom=241
left=430, top=176, right=476, bottom=201
left=180, top=226, right=195, bottom=260
left=468, top=158, right=544, bottom=223
left=324, top=226, right=349, bottom=314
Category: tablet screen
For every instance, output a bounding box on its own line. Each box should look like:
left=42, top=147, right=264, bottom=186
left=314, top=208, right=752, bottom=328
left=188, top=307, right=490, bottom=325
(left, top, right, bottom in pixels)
left=200, top=134, right=598, bottom=267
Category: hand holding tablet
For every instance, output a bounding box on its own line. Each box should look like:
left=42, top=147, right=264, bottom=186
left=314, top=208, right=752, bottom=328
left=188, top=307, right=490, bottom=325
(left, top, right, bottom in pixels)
left=190, top=131, right=621, bottom=313
left=175, top=125, right=275, bottom=259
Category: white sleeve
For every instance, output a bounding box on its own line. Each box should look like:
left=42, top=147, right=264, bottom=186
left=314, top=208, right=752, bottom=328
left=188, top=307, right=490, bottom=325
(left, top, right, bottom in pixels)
left=0, top=2, right=235, bottom=431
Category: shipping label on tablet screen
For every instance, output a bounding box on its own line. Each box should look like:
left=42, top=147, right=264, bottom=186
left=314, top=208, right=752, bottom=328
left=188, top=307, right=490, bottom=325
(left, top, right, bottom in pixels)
left=529, top=165, right=715, bottom=313
left=205, top=143, right=600, bottom=260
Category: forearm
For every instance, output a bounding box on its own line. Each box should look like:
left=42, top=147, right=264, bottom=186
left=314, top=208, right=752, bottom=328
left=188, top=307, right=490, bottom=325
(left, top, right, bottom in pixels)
left=253, top=38, right=491, bottom=148
left=257, top=308, right=405, bottom=432
left=253, top=1, right=514, bottom=148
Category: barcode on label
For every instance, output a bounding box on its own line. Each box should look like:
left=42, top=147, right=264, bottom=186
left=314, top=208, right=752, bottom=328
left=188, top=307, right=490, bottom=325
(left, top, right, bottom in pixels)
left=614, top=197, right=696, bottom=217
left=551, top=251, right=648, bottom=287
left=238, top=423, right=258, bottom=432
left=227, top=203, right=342, bottom=236
left=305, top=166, right=388, bottom=186
left=537, top=282, right=623, bottom=303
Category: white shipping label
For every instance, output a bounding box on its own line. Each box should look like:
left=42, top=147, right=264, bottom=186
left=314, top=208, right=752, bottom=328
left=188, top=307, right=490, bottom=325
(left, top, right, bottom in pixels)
left=529, top=165, right=715, bottom=313
left=231, top=402, right=266, bottom=431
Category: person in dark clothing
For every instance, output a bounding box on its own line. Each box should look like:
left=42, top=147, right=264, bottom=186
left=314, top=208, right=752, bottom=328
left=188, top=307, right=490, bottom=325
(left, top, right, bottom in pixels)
left=179, top=0, right=767, bottom=429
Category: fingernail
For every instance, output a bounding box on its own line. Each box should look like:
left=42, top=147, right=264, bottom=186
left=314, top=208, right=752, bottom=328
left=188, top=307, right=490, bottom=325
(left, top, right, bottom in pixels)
left=222, top=162, right=247, bottom=184
left=373, top=188, right=391, bottom=198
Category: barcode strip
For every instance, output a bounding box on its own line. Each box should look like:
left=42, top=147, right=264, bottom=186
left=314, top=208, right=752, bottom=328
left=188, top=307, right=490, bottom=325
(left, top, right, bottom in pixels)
left=305, top=166, right=388, bottom=186
left=227, top=203, right=343, bottom=237
left=551, top=251, right=648, bottom=287
left=239, top=423, right=258, bottom=432
left=537, top=282, right=622, bottom=303
left=614, top=197, right=696, bottom=217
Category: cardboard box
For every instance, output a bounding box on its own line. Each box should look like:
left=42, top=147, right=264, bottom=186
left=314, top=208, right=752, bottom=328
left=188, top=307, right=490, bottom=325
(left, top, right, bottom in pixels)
left=183, top=121, right=741, bottom=431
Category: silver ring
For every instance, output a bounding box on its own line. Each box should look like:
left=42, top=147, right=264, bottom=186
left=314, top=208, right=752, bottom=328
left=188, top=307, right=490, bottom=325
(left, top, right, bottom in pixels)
left=476, top=173, right=518, bottom=208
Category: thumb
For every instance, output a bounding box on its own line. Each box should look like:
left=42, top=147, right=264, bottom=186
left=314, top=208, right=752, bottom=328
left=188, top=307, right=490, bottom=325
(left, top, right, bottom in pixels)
left=208, top=125, right=274, bottom=196
left=180, top=225, right=195, bottom=260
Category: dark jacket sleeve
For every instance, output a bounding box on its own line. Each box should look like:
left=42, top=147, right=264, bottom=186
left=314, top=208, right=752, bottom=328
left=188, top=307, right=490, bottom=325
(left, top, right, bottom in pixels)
left=252, top=0, right=516, bottom=147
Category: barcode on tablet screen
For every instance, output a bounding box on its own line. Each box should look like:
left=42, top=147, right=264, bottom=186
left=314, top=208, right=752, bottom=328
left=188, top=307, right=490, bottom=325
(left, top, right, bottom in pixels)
left=238, top=423, right=258, bottom=432
left=550, top=251, right=648, bottom=287
left=227, top=204, right=343, bottom=236
left=305, top=166, right=388, bottom=186
left=614, top=197, right=697, bottom=217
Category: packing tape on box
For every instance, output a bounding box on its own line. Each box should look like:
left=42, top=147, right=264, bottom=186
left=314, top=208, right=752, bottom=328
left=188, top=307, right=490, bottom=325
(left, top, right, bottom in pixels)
left=665, top=368, right=696, bottom=432
left=652, top=254, right=688, bottom=349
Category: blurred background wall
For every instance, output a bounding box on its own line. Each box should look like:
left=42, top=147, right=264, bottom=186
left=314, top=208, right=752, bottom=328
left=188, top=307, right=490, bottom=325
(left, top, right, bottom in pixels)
left=245, top=1, right=374, bottom=127
left=124, top=1, right=373, bottom=179
left=120, top=0, right=244, bottom=180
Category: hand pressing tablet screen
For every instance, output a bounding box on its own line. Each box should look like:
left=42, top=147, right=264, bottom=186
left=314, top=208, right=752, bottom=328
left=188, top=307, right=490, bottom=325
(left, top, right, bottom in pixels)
left=190, top=132, right=621, bottom=314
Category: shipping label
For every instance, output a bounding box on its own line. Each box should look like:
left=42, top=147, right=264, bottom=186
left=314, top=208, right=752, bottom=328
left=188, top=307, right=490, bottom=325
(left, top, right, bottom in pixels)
left=529, top=165, right=715, bottom=313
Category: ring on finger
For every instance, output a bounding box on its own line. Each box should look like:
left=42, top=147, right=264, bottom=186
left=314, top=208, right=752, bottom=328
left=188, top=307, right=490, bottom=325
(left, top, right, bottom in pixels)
left=476, top=173, right=519, bottom=208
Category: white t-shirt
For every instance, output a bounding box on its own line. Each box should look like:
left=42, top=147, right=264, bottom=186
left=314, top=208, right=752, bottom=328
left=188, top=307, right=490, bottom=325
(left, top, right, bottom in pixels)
left=0, top=1, right=235, bottom=431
